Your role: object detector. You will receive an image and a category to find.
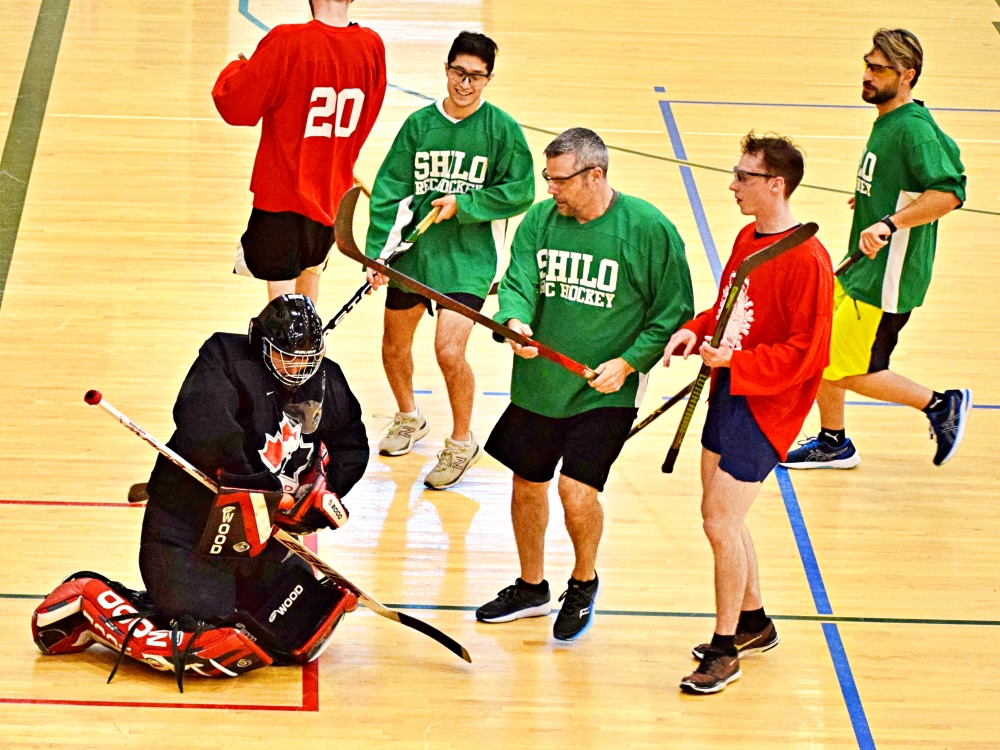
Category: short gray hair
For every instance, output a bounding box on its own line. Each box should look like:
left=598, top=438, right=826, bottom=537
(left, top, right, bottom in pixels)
left=544, top=128, right=609, bottom=175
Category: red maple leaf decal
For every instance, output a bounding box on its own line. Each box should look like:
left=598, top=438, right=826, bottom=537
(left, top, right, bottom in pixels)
left=260, top=432, right=284, bottom=471
left=281, top=420, right=297, bottom=443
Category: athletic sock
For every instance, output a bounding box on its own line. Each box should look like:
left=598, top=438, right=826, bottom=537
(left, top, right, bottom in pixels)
left=922, top=392, right=948, bottom=414
left=738, top=607, right=769, bottom=633
left=402, top=408, right=420, bottom=418
left=711, top=632, right=738, bottom=657
left=516, top=578, right=548, bottom=594
left=818, top=428, right=846, bottom=447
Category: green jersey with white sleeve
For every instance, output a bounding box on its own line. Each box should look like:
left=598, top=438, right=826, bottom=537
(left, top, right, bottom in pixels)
left=365, top=100, right=534, bottom=298
left=843, top=101, right=965, bottom=314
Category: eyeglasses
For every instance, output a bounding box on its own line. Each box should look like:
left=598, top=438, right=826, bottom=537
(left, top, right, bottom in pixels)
left=732, top=167, right=775, bottom=183
left=863, top=56, right=899, bottom=76
left=542, top=166, right=595, bottom=183
left=447, top=65, right=490, bottom=85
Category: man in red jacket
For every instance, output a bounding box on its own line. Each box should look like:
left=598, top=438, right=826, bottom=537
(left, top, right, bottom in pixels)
left=213, top=0, right=386, bottom=302
left=663, top=132, right=834, bottom=695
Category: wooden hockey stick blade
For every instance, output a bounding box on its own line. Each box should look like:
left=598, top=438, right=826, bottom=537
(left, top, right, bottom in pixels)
left=660, top=222, right=819, bottom=473
left=335, top=187, right=595, bottom=379
left=273, top=529, right=472, bottom=663
left=834, top=249, right=864, bottom=277
left=323, top=204, right=442, bottom=334
left=626, top=379, right=694, bottom=440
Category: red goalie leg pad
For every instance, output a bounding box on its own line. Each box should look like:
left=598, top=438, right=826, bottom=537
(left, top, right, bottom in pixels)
left=289, top=585, right=359, bottom=664
left=33, top=578, right=96, bottom=655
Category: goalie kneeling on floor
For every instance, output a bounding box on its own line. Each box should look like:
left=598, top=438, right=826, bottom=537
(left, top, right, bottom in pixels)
left=32, top=295, right=370, bottom=691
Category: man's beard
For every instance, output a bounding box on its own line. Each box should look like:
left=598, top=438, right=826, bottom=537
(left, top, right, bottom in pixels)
left=862, top=82, right=897, bottom=105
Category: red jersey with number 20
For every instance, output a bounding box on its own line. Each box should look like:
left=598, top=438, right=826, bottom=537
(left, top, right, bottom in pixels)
left=683, top=224, right=834, bottom=459
left=213, top=21, right=386, bottom=226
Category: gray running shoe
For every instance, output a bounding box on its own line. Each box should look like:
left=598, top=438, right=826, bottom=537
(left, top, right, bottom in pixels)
left=379, top=411, right=429, bottom=456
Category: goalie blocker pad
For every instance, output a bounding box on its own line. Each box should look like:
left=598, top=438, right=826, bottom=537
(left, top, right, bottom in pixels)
left=32, top=568, right=358, bottom=681
left=198, top=485, right=283, bottom=559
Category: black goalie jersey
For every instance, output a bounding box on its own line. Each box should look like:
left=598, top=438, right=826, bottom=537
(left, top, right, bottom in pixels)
left=146, top=333, right=369, bottom=531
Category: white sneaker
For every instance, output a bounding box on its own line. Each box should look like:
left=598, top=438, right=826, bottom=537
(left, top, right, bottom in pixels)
left=378, top=411, right=430, bottom=456
left=423, top=433, right=482, bottom=489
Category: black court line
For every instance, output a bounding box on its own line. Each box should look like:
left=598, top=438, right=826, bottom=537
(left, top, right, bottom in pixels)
left=0, top=0, right=70, bottom=310
left=4, top=591, right=999, bottom=627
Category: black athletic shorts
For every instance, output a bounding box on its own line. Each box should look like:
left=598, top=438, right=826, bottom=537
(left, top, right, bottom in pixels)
left=385, top=286, right=485, bottom=315
left=701, top=370, right=780, bottom=483
left=485, top=403, right=638, bottom=492
left=240, top=207, right=334, bottom=281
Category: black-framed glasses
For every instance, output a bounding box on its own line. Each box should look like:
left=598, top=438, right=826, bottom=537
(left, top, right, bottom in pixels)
left=863, top=56, right=899, bottom=76
left=542, top=166, right=595, bottom=184
left=447, top=65, right=490, bottom=85
left=732, top=167, right=775, bottom=183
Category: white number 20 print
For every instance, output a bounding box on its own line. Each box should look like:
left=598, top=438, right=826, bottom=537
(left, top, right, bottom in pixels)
left=304, top=87, right=365, bottom=139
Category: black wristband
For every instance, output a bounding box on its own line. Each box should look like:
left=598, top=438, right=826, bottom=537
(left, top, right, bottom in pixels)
left=880, top=215, right=898, bottom=235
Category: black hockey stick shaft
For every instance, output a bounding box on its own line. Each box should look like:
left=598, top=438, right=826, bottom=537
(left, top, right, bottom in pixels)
left=661, top=223, right=819, bottom=473
left=834, top=249, right=863, bottom=277
left=84, top=389, right=471, bottom=663
left=323, top=204, right=441, bottom=333
left=335, top=186, right=596, bottom=379
left=626, top=379, right=695, bottom=440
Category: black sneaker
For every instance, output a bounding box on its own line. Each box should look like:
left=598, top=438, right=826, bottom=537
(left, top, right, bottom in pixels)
left=552, top=574, right=599, bottom=641
left=680, top=646, right=741, bottom=694
left=928, top=388, right=972, bottom=466
left=691, top=620, right=779, bottom=660
left=475, top=579, right=551, bottom=623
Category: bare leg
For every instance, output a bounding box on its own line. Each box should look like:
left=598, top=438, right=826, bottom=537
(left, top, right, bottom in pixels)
left=740, top=528, right=762, bottom=611
left=381, top=305, right=425, bottom=413
left=838, top=370, right=933, bottom=410
left=267, top=279, right=296, bottom=301
left=434, top=310, right=476, bottom=442
left=816, top=379, right=847, bottom=431
left=294, top=270, right=321, bottom=303
left=700, top=450, right=764, bottom=636
left=558, top=475, right=603, bottom=582
left=512, top=474, right=550, bottom=585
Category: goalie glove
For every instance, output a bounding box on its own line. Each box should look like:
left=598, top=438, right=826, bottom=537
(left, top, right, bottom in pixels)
left=275, top=458, right=349, bottom=534
left=197, top=470, right=283, bottom=558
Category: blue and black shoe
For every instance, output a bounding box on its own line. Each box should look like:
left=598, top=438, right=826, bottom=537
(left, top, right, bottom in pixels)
left=928, top=388, right=973, bottom=466
left=780, top=436, right=860, bottom=469
left=553, top=574, right=599, bottom=641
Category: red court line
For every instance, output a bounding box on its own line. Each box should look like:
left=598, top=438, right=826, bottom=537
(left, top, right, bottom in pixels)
left=3, top=501, right=323, bottom=712
left=0, top=499, right=141, bottom=508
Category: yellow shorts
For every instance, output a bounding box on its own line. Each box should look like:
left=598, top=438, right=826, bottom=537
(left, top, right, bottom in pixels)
left=824, top=280, right=911, bottom=381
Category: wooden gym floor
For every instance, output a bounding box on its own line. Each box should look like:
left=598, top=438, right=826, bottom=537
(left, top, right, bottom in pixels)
left=0, top=1, right=998, bottom=747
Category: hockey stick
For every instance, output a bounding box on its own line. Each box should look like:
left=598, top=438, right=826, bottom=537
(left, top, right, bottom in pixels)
left=323, top=205, right=441, bottom=334
left=335, top=186, right=596, bottom=379
left=626, top=379, right=695, bottom=440
left=661, top=222, right=819, bottom=473
left=84, top=389, right=472, bottom=663
left=834, top=249, right=863, bottom=277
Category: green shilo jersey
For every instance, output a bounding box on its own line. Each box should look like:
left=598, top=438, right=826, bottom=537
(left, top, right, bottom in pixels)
left=496, top=194, right=694, bottom=418
left=365, top=100, right=534, bottom=298
left=844, top=101, right=965, bottom=314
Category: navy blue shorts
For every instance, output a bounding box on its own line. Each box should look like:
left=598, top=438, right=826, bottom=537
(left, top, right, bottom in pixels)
left=701, top=370, right=779, bottom=483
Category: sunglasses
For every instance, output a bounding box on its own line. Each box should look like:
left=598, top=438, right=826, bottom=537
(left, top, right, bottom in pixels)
left=732, top=167, right=775, bottom=183
left=542, top=166, right=595, bottom=183
left=863, top=56, right=899, bottom=76
left=447, top=65, right=490, bottom=85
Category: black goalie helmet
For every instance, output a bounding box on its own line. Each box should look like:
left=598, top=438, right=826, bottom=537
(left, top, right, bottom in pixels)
left=249, top=294, right=326, bottom=388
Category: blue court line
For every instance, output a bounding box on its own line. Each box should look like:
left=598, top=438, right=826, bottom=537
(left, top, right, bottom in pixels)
left=663, top=98, right=1000, bottom=114
left=657, top=100, right=723, bottom=282
left=237, top=0, right=269, bottom=31
left=482, top=391, right=509, bottom=397
left=414, top=389, right=432, bottom=395
left=664, top=97, right=874, bottom=748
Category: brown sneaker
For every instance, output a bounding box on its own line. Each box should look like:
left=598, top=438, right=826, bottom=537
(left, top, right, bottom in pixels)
left=680, top=647, right=741, bottom=694
left=691, top=620, right=778, bottom=660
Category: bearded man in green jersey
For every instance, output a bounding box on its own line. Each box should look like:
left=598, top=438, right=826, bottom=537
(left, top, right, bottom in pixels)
left=782, top=28, right=970, bottom=471
left=365, top=32, right=534, bottom=490
left=475, top=128, right=694, bottom=641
